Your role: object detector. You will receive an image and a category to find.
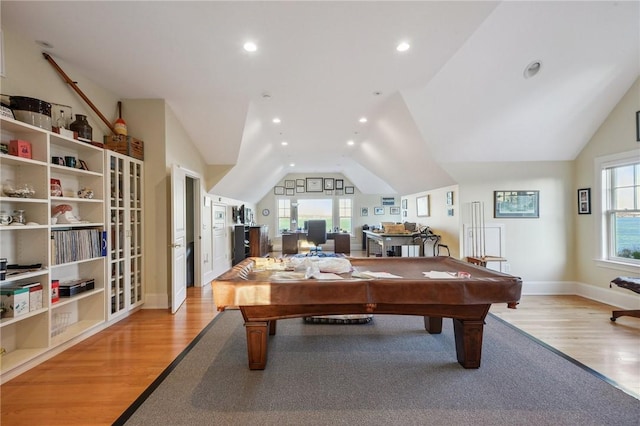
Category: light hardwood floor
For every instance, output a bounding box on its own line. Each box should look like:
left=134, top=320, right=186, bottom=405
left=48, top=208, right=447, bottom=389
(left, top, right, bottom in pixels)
left=1, top=266, right=639, bottom=425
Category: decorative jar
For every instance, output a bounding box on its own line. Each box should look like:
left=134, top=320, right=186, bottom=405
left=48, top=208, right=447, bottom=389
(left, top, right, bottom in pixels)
left=69, top=114, right=93, bottom=141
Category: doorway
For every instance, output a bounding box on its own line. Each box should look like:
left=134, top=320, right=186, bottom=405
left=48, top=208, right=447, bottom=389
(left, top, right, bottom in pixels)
left=170, top=165, right=201, bottom=314
left=186, top=176, right=195, bottom=287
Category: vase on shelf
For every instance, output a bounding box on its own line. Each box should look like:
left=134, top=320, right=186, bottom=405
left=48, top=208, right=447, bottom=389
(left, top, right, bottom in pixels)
left=69, top=114, right=92, bottom=141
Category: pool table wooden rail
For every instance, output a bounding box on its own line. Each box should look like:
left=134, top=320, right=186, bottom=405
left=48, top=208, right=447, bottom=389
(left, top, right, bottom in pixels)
left=213, top=257, right=522, bottom=370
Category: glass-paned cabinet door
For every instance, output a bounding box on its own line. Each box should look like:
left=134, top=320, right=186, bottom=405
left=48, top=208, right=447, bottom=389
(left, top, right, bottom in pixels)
left=105, top=151, right=144, bottom=317
left=109, top=155, right=125, bottom=208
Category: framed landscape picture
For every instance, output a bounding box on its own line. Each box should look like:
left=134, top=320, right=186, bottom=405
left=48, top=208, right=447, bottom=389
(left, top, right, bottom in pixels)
left=494, top=190, right=539, bottom=218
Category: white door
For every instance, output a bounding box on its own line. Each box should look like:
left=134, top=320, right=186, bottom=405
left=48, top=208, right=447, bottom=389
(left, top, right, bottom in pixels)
left=212, top=204, right=228, bottom=277
left=171, top=165, right=187, bottom=313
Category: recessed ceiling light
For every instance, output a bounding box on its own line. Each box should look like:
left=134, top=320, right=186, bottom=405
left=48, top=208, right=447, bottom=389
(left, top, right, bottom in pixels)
left=281, top=141, right=288, bottom=146
left=272, top=117, right=281, bottom=124
left=396, top=42, right=410, bottom=52
left=289, top=163, right=295, bottom=167
left=359, top=117, right=368, bottom=123
left=524, top=60, right=542, bottom=79
left=243, top=41, right=257, bottom=52
left=347, top=140, right=355, bottom=146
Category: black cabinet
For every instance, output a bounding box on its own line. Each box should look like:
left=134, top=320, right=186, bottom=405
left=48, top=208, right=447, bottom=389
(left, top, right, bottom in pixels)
left=234, top=225, right=269, bottom=264
left=233, top=225, right=250, bottom=265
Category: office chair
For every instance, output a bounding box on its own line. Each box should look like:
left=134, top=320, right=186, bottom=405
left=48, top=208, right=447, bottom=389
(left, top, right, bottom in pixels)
left=306, top=220, right=327, bottom=255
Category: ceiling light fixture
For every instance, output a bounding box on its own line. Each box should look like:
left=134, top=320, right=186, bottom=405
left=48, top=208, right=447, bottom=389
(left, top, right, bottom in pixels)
left=281, top=141, right=288, bottom=146
left=347, top=140, right=355, bottom=146
left=289, top=163, right=295, bottom=167
left=396, top=42, right=410, bottom=52
left=359, top=117, right=367, bottom=123
left=524, top=60, right=542, bottom=79
left=272, top=117, right=281, bottom=124
left=243, top=41, right=257, bottom=52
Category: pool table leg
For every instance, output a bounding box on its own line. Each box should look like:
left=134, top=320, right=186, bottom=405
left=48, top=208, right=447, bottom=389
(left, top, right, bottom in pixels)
left=424, top=316, right=443, bottom=333
left=453, top=319, right=484, bottom=369
left=245, top=321, right=270, bottom=370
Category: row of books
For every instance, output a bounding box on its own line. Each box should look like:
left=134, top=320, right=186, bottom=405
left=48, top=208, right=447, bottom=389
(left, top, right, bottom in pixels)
left=51, top=229, right=106, bottom=265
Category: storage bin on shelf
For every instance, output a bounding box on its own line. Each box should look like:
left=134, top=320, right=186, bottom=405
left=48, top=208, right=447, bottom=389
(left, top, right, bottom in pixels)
left=104, top=135, right=144, bottom=160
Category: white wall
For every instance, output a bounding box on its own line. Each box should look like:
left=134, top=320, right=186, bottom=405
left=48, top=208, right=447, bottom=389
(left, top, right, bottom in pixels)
left=443, top=161, right=575, bottom=285
left=2, top=28, right=119, bottom=143
left=574, top=77, right=640, bottom=290
left=402, top=185, right=460, bottom=258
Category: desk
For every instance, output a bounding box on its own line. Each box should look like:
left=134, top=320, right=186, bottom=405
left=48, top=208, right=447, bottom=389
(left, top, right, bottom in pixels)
left=282, top=232, right=350, bottom=254
left=363, top=230, right=420, bottom=257
left=213, top=256, right=522, bottom=370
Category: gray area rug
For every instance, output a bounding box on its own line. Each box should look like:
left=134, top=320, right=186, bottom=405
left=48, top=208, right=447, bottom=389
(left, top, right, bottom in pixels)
left=118, top=311, right=639, bottom=425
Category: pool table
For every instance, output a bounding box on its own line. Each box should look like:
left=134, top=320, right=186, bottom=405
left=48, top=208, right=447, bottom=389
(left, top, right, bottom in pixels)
left=213, top=256, right=522, bottom=370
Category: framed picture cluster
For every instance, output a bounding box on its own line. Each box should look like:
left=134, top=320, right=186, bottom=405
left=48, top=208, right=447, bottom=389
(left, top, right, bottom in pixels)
left=273, top=177, right=356, bottom=196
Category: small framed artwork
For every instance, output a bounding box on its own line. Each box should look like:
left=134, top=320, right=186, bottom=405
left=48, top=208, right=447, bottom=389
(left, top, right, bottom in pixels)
left=78, top=159, right=89, bottom=171
left=381, top=197, right=395, bottom=206
left=578, top=188, right=591, bottom=214
left=274, top=186, right=285, bottom=195
left=296, top=179, right=305, bottom=187
left=285, top=180, right=295, bottom=189
left=361, top=207, right=369, bottom=216
left=402, top=210, right=407, bottom=217
left=296, top=186, right=305, bottom=193
left=286, top=188, right=295, bottom=196
left=416, top=195, right=430, bottom=217
left=335, top=179, right=344, bottom=190
left=446, top=191, right=454, bottom=206
left=494, top=190, right=539, bottom=218
left=345, top=186, right=354, bottom=194
left=374, top=207, right=384, bottom=215
left=306, top=177, right=324, bottom=192
left=447, top=208, right=454, bottom=217
left=401, top=199, right=408, bottom=209
left=324, top=178, right=334, bottom=190
left=390, top=206, right=400, bottom=215
left=636, top=111, right=640, bottom=141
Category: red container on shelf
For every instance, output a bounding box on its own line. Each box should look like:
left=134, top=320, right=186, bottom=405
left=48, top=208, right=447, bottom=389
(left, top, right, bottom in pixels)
left=51, top=280, right=60, bottom=304
left=9, top=139, right=32, bottom=159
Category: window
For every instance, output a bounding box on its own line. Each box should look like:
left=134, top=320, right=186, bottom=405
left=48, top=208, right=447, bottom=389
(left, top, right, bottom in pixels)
left=277, top=199, right=291, bottom=233
left=297, top=199, right=333, bottom=231
left=338, top=198, right=353, bottom=233
left=601, top=157, right=640, bottom=264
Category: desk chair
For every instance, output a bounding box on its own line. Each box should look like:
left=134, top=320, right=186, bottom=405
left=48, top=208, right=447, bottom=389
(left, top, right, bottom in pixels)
left=306, top=220, right=327, bottom=254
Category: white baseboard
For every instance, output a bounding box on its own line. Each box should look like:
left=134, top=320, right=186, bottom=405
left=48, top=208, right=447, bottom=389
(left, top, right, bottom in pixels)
left=523, top=281, right=640, bottom=310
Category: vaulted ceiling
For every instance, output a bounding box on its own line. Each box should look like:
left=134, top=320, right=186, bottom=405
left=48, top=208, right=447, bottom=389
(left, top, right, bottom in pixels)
left=3, top=1, right=639, bottom=203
